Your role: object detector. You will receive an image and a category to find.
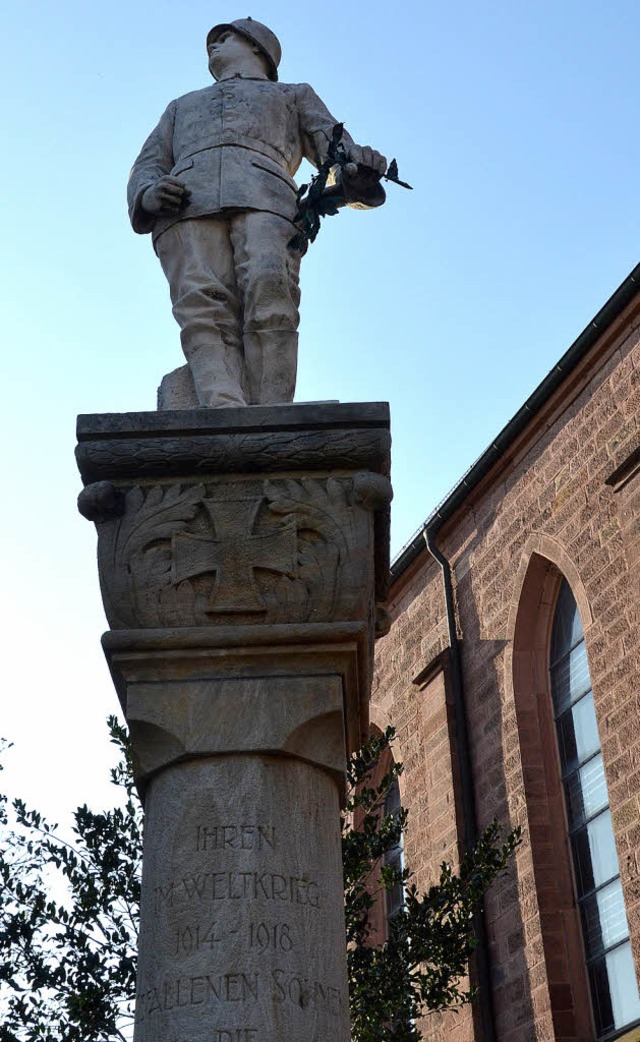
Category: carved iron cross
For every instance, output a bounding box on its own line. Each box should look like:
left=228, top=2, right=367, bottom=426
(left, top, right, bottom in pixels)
left=171, top=498, right=296, bottom=613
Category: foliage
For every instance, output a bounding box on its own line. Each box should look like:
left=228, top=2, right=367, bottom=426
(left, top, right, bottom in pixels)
left=0, top=720, right=141, bottom=1042
left=288, top=123, right=412, bottom=252
left=344, top=726, right=522, bottom=1042
left=0, top=723, right=519, bottom=1042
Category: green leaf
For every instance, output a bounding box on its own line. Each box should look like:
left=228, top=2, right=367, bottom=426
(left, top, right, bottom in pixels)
left=0, top=717, right=518, bottom=1042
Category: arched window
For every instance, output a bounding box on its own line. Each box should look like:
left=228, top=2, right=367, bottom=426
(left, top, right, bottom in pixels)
left=550, top=579, right=640, bottom=1037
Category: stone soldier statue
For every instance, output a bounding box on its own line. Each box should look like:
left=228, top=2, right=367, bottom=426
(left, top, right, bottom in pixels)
left=128, top=17, right=387, bottom=408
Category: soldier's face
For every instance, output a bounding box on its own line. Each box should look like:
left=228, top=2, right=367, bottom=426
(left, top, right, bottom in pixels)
left=207, top=30, right=259, bottom=79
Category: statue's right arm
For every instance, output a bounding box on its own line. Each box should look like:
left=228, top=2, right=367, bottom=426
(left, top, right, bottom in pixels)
left=127, top=102, right=177, bottom=234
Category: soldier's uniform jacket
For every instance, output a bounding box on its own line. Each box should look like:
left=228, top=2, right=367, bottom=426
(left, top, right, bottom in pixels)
left=127, top=77, right=342, bottom=245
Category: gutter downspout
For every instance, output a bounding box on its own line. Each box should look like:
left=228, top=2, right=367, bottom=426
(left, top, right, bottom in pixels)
left=424, top=527, right=498, bottom=1042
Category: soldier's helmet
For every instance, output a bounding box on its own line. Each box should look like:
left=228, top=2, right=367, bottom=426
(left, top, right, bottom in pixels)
left=206, top=17, right=282, bottom=82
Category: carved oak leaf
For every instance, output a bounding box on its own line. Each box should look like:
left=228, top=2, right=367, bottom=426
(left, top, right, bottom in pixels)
left=263, top=478, right=351, bottom=619
left=262, top=571, right=310, bottom=621
left=117, top=484, right=206, bottom=563
left=99, top=484, right=206, bottom=628
left=264, top=478, right=349, bottom=560
left=297, top=534, right=340, bottom=619
left=158, top=574, right=197, bottom=628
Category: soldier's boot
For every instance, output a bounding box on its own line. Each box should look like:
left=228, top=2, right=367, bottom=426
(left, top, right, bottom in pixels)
left=243, top=329, right=298, bottom=405
left=183, top=339, right=247, bottom=408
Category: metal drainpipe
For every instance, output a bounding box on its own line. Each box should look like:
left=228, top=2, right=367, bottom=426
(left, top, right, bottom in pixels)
left=424, top=527, right=498, bottom=1042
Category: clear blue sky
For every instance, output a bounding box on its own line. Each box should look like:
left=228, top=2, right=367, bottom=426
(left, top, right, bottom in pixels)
left=2, top=0, right=640, bottom=812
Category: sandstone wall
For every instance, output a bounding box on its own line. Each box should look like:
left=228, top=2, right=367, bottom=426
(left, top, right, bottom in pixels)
left=373, top=301, right=640, bottom=1042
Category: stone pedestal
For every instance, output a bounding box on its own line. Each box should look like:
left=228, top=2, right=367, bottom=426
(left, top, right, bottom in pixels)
left=76, top=403, right=391, bottom=1042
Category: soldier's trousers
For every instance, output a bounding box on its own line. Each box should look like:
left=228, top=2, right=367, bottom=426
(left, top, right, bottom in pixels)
left=155, top=212, right=302, bottom=407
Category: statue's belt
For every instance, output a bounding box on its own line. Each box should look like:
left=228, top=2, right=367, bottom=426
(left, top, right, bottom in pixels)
left=175, top=136, right=291, bottom=173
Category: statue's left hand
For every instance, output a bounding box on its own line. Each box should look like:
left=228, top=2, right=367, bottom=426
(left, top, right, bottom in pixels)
left=346, top=145, right=387, bottom=178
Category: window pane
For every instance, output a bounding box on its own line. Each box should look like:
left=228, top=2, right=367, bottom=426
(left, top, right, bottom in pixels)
left=384, top=779, right=402, bottom=856
left=564, top=755, right=608, bottom=829
left=589, top=943, right=640, bottom=1036
left=551, top=641, right=591, bottom=714
left=572, top=810, right=620, bottom=896
left=580, top=879, right=629, bottom=957
left=550, top=579, right=584, bottom=661
left=384, top=778, right=404, bottom=921
left=607, top=944, right=640, bottom=1032
left=556, top=693, right=599, bottom=773
left=385, top=779, right=401, bottom=816
left=590, top=954, right=615, bottom=1038
left=385, top=851, right=404, bottom=919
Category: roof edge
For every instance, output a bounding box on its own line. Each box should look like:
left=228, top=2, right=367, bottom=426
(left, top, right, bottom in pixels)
left=390, top=261, right=640, bottom=584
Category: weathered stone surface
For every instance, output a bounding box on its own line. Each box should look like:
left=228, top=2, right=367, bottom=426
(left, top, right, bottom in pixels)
left=76, top=402, right=391, bottom=482
left=135, top=757, right=349, bottom=1042
left=158, top=364, right=198, bottom=410
left=127, top=17, right=387, bottom=407
left=78, top=401, right=391, bottom=1042
left=125, top=674, right=345, bottom=782
left=103, top=622, right=368, bottom=766
left=88, top=476, right=380, bottom=632
left=77, top=401, right=389, bottom=437
left=77, top=403, right=392, bottom=630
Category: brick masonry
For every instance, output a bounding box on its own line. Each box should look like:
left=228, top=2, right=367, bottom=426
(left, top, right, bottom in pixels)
left=373, top=296, right=640, bottom=1041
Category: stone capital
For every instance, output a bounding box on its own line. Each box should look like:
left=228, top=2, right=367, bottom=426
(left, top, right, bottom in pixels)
left=103, top=623, right=367, bottom=792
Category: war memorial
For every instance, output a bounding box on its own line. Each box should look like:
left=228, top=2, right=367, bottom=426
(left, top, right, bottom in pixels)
left=77, top=17, right=393, bottom=1042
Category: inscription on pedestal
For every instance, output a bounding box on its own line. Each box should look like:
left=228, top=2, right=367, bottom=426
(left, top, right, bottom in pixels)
left=195, top=825, right=275, bottom=851
left=137, top=970, right=344, bottom=1020
left=154, top=870, right=320, bottom=914
left=135, top=758, right=349, bottom=1041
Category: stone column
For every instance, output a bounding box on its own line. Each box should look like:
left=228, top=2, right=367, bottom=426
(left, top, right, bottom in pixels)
left=76, top=403, right=391, bottom=1042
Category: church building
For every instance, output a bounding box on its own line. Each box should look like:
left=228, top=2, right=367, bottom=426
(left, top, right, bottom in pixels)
left=373, top=261, right=640, bottom=1042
